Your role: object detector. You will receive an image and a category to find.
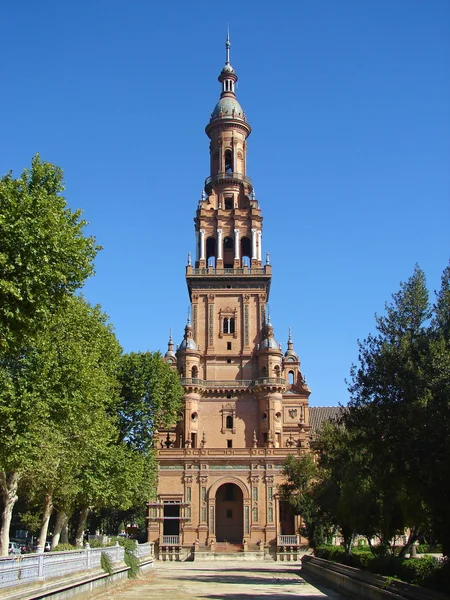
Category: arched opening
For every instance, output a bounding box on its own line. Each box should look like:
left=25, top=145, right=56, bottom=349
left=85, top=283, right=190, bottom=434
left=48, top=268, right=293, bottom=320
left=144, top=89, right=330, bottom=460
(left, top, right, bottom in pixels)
left=274, top=365, right=280, bottom=377
left=206, top=237, right=216, bottom=267
left=241, top=237, right=251, bottom=265
left=288, top=371, right=295, bottom=385
left=226, top=415, right=233, bottom=429
left=215, top=483, right=243, bottom=543
left=191, top=366, right=198, bottom=378
left=223, top=236, right=234, bottom=268
left=223, top=317, right=235, bottom=334
left=224, top=149, right=233, bottom=173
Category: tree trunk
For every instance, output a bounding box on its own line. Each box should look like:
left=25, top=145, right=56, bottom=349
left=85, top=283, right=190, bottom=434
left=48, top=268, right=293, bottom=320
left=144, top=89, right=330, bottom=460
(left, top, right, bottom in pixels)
left=61, top=521, right=69, bottom=544
left=398, top=526, right=421, bottom=560
left=0, top=471, right=20, bottom=557
left=75, top=507, right=90, bottom=548
left=52, top=510, right=69, bottom=548
left=37, top=489, right=54, bottom=549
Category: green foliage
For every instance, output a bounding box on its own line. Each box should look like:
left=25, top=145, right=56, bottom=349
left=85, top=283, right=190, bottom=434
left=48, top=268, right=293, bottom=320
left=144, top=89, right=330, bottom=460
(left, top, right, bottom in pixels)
left=316, top=545, right=447, bottom=592
left=417, top=544, right=442, bottom=554
left=0, top=154, right=99, bottom=352
left=117, top=351, right=184, bottom=452
left=279, top=454, right=333, bottom=550
left=51, top=544, right=76, bottom=552
left=100, top=551, right=114, bottom=575
left=123, top=548, right=140, bottom=578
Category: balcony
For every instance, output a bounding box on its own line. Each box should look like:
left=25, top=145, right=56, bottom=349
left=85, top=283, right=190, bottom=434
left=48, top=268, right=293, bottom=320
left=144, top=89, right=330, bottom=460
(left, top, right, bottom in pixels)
left=180, top=377, right=286, bottom=393
left=204, top=171, right=253, bottom=194
left=189, top=267, right=266, bottom=276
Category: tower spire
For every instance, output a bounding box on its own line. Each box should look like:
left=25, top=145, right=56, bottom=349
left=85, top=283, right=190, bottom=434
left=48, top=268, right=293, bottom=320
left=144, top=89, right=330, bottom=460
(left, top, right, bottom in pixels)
left=225, top=27, right=231, bottom=65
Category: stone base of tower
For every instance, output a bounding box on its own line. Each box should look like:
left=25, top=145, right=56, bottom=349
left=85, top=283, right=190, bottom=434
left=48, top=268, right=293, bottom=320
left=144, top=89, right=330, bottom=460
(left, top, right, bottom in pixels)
left=147, top=446, right=309, bottom=562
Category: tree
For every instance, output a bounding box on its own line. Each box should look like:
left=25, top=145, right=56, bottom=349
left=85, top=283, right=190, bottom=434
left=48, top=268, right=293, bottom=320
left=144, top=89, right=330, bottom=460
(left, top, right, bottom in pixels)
left=0, top=155, right=100, bottom=556
left=117, top=352, right=184, bottom=452
left=346, top=264, right=450, bottom=556
left=0, top=295, right=122, bottom=554
left=279, top=453, right=333, bottom=551
left=0, top=155, right=99, bottom=353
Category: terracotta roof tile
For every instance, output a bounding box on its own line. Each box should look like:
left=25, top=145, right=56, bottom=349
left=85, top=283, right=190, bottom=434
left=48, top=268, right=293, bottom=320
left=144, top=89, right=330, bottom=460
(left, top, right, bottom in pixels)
left=309, top=406, right=342, bottom=435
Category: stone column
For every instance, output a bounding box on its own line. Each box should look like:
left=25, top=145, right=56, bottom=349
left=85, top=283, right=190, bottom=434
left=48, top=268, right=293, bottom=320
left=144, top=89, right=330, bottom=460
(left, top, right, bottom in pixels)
left=251, top=228, right=257, bottom=259
left=234, top=228, right=240, bottom=260
left=217, top=229, right=223, bottom=260
left=200, top=229, right=205, bottom=261
left=257, top=231, right=262, bottom=261
left=195, top=231, right=200, bottom=263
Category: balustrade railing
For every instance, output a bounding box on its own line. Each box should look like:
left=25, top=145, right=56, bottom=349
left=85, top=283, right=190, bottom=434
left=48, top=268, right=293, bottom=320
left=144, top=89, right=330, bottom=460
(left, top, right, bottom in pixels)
left=181, top=377, right=285, bottom=388
left=161, top=536, right=180, bottom=546
left=278, top=535, right=300, bottom=546
left=190, top=268, right=265, bottom=276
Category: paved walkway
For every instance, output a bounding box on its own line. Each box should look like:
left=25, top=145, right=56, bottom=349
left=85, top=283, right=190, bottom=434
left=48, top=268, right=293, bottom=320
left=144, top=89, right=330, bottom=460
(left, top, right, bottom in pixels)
left=92, top=561, right=348, bottom=599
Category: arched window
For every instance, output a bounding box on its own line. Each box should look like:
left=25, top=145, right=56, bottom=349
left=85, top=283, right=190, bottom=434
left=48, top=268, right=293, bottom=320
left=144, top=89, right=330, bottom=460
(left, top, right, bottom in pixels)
left=223, top=317, right=235, bottom=334
left=206, top=237, right=216, bottom=265
left=224, top=149, right=233, bottom=172
left=226, top=415, right=233, bottom=429
left=191, top=366, right=198, bottom=378
left=288, top=371, right=295, bottom=385
left=274, top=365, right=280, bottom=377
left=223, top=236, right=234, bottom=268
left=241, top=237, right=251, bottom=262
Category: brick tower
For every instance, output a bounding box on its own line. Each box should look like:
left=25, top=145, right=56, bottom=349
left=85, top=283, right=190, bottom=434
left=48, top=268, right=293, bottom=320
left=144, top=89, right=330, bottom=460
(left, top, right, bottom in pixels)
left=148, top=35, right=312, bottom=559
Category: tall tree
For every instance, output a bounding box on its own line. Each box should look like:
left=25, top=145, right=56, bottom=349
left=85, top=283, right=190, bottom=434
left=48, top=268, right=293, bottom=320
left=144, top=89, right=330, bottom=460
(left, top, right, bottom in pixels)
left=0, top=154, right=99, bottom=353
left=0, top=155, right=100, bottom=556
left=117, top=352, right=184, bottom=452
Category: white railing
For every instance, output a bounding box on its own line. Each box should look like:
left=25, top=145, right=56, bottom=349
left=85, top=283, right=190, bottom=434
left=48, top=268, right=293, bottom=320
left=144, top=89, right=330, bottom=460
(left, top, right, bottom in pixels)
left=278, top=535, right=300, bottom=546
left=161, top=536, right=180, bottom=545
left=0, top=541, right=152, bottom=590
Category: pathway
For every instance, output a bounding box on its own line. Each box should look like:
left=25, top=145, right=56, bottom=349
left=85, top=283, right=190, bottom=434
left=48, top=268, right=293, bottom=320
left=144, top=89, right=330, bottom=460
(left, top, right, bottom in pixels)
left=92, top=561, right=348, bottom=599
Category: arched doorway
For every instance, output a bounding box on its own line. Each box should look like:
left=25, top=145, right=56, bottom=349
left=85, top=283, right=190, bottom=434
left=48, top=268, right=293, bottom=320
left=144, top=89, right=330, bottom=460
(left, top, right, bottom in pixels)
left=215, top=483, right=243, bottom=543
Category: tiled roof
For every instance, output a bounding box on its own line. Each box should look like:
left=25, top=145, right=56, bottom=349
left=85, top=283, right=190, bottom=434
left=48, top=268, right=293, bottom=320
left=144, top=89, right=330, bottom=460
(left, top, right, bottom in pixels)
left=309, top=406, right=343, bottom=435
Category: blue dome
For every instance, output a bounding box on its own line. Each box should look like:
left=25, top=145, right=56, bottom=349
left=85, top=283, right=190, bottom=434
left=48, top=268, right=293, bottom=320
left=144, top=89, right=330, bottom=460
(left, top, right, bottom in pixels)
left=178, top=338, right=198, bottom=351
left=261, top=337, right=279, bottom=350
left=211, top=96, right=244, bottom=120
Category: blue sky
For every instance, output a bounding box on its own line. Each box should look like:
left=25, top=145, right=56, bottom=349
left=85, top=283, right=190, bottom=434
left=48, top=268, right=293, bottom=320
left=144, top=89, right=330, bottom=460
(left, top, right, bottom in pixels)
left=1, top=1, right=449, bottom=406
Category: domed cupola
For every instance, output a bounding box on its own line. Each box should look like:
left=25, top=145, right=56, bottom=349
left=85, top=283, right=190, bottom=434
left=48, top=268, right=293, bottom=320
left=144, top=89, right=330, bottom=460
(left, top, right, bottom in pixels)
left=284, top=328, right=298, bottom=359
left=178, top=314, right=198, bottom=351
left=164, top=329, right=177, bottom=364
left=260, top=313, right=280, bottom=351
left=208, top=31, right=249, bottom=126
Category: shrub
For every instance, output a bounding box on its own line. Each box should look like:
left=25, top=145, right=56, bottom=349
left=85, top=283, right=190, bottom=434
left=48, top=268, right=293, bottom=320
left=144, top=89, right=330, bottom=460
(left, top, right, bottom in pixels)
left=51, top=543, right=77, bottom=552
left=397, top=556, right=440, bottom=586
left=87, top=539, right=105, bottom=548
left=100, top=552, right=114, bottom=575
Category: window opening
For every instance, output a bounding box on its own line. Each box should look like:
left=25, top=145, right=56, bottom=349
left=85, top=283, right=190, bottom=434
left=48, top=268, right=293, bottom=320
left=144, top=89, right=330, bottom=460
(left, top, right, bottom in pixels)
left=227, top=359, right=232, bottom=364
left=227, top=439, right=232, bottom=448
left=206, top=237, right=216, bottom=264
left=241, top=237, right=251, bottom=261
left=227, top=394, right=231, bottom=399
left=225, top=197, right=233, bottom=210
left=288, top=371, right=295, bottom=385
left=227, top=342, right=232, bottom=350
left=226, top=415, right=233, bottom=429
left=191, top=366, right=198, bottom=378
left=224, top=149, right=233, bottom=172
left=223, top=317, right=235, bottom=334
left=191, top=433, right=197, bottom=448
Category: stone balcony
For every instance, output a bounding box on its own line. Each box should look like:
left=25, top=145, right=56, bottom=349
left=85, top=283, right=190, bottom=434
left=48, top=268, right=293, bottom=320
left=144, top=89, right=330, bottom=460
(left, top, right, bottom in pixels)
left=204, top=171, right=253, bottom=194
left=180, top=377, right=286, bottom=393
